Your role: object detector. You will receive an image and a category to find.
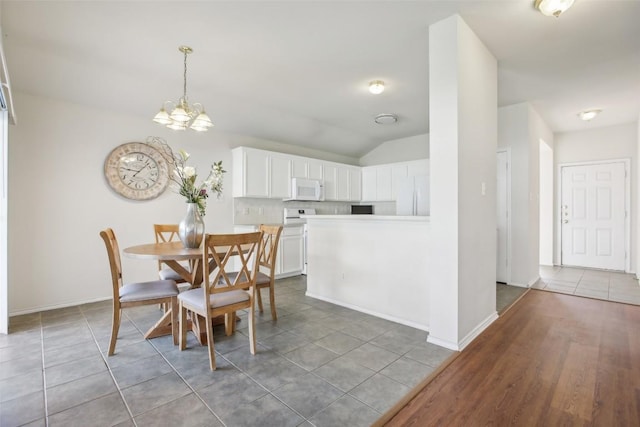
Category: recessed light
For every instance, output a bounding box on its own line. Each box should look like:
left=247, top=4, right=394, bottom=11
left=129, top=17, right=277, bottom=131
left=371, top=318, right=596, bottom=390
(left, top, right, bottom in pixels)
left=578, top=109, right=601, bottom=121
left=369, top=80, right=385, bottom=95
left=534, top=0, right=575, bottom=18
left=374, top=113, right=398, bottom=124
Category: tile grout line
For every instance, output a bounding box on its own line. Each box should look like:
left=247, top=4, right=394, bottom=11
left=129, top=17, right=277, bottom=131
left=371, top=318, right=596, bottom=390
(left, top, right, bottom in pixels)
left=82, top=308, right=140, bottom=427
left=39, top=314, right=50, bottom=427
left=145, top=333, right=228, bottom=427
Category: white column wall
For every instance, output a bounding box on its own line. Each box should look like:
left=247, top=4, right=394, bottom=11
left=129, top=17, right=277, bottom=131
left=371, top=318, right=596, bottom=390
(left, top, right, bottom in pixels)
left=428, top=15, right=497, bottom=350
left=498, top=103, right=552, bottom=286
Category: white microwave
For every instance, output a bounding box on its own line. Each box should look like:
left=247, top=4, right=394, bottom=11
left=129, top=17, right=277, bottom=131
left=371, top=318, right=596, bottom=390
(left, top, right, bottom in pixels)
left=286, top=178, right=324, bottom=201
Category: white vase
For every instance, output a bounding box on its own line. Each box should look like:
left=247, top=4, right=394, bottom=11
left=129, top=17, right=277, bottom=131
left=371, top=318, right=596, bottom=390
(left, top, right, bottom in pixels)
left=178, top=203, right=205, bottom=248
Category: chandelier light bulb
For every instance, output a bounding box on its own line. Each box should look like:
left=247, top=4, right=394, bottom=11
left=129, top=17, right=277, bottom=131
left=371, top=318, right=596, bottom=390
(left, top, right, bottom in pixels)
left=369, top=80, right=385, bottom=95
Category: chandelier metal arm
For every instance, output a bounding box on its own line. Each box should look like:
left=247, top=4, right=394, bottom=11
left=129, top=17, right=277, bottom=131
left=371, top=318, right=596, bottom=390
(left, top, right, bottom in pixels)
left=153, top=45, right=213, bottom=132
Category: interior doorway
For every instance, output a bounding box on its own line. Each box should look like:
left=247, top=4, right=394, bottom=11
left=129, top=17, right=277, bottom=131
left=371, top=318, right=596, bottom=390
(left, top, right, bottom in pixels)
left=496, top=149, right=510, bottom=283
left=539, top=140, right=553, bottom=266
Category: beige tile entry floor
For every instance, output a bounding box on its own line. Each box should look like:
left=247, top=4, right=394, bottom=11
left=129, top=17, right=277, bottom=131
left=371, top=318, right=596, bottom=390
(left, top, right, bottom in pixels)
left=1, top=277, right=524, bottom=427
left=535, top=266, right=640, bottom=305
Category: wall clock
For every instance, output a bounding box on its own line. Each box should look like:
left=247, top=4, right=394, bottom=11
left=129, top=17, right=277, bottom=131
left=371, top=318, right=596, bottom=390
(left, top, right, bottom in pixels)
left=104, top=142, right=170, bottom=200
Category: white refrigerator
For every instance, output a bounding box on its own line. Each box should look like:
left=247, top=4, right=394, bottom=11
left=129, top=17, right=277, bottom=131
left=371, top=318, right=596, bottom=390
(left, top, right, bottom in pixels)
left=396, top=175, right=430, bottom=216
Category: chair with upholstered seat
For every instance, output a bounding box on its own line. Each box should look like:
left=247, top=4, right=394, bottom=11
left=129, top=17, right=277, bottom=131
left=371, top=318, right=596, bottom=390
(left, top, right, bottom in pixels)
left=154, top=224, right=191, bottom=286
left=100, top=228, right=180, bottom=356
left=178, top=231, right=262, bottom=370
left=255, top=224, right=283, bottom=320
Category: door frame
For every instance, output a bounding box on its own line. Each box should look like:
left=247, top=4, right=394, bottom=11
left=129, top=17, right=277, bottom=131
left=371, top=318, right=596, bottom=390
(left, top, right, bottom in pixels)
left=496, top=148, right=512, bottom=284
left=557, top=158, right=631, bottom=272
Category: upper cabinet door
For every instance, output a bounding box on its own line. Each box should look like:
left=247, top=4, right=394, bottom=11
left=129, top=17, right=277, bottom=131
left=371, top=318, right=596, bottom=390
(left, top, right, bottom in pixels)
left=336, top=167, right=350, bottom=201
left=242, top=149, right=270, bottom=198
left=270, top=155, right=292, bottom=199
left=291, top=158, right=307, bottom=179
left=349, top=168, right=362, bottom=201
left=323, top=165, right=337, bottom=200
left=361, top=167, right=376, bottom=201
left=376, top=166, right=392, bottom=201
left=308, top=161, right=324, bottom=180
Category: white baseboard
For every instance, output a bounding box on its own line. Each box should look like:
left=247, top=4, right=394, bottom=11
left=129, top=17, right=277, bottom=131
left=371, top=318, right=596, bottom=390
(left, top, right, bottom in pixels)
left=458, top=311, right=498, bottom=350
left=427, top=311, right=498, bottom=351
left=9, top=296, right=112, bottom=317
left=305, top=291, right=429, bottom=332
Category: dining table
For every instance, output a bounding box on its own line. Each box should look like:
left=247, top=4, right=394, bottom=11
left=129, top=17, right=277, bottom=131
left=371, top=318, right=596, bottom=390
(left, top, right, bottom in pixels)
left=123, top=241, right=213, bottom=345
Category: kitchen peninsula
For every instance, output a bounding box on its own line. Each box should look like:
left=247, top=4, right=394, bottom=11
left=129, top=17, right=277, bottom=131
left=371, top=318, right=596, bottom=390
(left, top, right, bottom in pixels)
left=304, top=215, right=430, bottom=330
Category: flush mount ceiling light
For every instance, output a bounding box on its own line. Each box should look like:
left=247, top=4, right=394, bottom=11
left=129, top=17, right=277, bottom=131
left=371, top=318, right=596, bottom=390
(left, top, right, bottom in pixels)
left=369, top=80, right=385, bottom=95
left=153, top=46, right=213, bottom=132
left=578, top=109, right=601, bottom=121
left=374, top=113, right=398, bottom=125
left=534, top=0, right=575, bottom=18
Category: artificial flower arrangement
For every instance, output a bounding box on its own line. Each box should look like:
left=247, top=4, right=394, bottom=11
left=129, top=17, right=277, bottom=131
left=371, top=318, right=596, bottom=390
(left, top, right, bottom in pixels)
left=170, top=149, right=226, bottom=216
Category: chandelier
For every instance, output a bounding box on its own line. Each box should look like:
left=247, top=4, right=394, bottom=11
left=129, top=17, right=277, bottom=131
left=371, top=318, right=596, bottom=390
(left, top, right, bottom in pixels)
left=153, top=46, right=213, bottom=132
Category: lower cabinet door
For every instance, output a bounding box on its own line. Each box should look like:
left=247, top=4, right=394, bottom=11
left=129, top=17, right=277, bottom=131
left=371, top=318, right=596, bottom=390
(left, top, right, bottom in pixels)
left=278, top=227, right=304, bottom=277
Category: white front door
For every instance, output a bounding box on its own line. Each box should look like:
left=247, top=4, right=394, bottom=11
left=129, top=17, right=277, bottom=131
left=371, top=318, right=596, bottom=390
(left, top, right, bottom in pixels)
left=561, top=162, right=626, bottom=270
left=496, top=151, right=509, bottom=283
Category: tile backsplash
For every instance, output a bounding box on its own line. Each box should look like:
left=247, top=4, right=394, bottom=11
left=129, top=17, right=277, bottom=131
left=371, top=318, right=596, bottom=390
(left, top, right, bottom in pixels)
left=233, top=198, right=396, bottom=224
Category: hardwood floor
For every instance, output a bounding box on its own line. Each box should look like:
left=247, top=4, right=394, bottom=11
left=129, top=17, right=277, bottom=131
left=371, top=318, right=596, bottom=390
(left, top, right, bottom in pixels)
left=378, top=290, right=640, bottom=426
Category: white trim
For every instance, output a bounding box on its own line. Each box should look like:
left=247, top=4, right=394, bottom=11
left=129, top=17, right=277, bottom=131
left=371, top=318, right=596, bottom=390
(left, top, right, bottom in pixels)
left=305, top=291, right=429, bottom=332
left=557, top=159, right=631, bottom=272
left=458, top=311, right=498, bottom=350
left=427, top=311, right=498, bottom=351
left=496, top=148, right=512, bottom=284
left=9, top=296, right=112, bottom=317
left=0, top=110, right=7, bottom=334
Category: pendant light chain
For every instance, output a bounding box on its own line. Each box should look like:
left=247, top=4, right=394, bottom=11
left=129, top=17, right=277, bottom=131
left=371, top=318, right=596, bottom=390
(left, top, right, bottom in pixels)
left=183, top=48, right=188, bottom=100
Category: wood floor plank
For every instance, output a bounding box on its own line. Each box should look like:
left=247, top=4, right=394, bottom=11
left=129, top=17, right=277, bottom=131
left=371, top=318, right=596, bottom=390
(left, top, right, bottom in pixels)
left=381, top=290, right=640, bottom=426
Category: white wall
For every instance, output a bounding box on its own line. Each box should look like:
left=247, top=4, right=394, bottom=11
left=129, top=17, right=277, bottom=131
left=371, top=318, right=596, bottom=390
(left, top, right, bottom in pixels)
left=554, top=122, right=638, bottom=272
left=539, top=140, right=554, bottom=265
left=498, top=102, right=553, bottom=286
left=359, top=134, right=429, bottom=166
left=7, top=91, right=348, bottom=315
left=428, top=15, right=497, bottom=350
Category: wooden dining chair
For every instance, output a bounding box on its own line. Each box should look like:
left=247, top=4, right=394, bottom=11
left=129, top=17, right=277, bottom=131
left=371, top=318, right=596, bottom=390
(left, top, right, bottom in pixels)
left=153, top=224, right=191, bottom=286
left=256, top=224, right=283, bottom=320
left=178, top=231, right=263, bottom=370
left=100, top=228, right=180, bottom=356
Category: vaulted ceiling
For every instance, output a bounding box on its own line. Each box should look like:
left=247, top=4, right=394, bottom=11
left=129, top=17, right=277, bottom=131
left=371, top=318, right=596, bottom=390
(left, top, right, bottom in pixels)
left=2, top=1, right=639, bottom=158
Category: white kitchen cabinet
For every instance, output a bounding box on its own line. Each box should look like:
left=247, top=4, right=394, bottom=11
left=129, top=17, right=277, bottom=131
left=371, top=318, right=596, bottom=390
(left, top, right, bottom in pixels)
left=336, top=167, right=350, bottom=201
left=361, top=160, right=429, bottom=202
left=350, top=168, right=362, bottom=201
left=323, top=164, right=337, bottom=200
left=362, top=168, right=376, bottom=201
left=292, top=158, right=324, bottom=180
left=232, top=147, right=292, bottom=198
left=277, top=225, right=304, bottom=277
left=233, top=225, right=304, bottom=278
left=270, top=155, right=291, bottom=199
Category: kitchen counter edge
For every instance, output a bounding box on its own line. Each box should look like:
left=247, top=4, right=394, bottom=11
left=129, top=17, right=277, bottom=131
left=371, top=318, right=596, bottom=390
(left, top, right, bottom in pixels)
left=302, top=215, right=430, bottom=222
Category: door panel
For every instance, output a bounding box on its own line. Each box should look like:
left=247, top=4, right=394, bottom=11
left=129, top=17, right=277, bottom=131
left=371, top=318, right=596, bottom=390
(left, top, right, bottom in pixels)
left=561, top=162, right=625, bottom=270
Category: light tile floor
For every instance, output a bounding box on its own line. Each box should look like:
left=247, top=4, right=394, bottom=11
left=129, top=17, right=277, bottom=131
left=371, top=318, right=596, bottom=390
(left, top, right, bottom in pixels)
left=0, top=277, right=523, bottom=427
left=534, top=266, right=640, bottom=305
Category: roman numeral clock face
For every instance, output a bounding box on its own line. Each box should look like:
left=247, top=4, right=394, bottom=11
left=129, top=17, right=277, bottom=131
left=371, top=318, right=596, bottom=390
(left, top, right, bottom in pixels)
left=104, top=142, right=170, bottom=200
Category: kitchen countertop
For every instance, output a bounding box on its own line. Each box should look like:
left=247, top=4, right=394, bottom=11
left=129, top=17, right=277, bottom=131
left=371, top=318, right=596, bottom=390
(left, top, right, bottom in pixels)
left=302, top=214, right=430, bottom=222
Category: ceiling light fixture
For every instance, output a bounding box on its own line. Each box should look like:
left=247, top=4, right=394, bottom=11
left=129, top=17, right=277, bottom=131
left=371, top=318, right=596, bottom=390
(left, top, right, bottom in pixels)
left=577, top=109, right=601, bottom=121
left=369, top=80, right=385, bottom=95
left=153, top=46, right=213, bottom=132
left=534, top=0, right=575, bottom=18
left=374, top=113, right=398, bottom=125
